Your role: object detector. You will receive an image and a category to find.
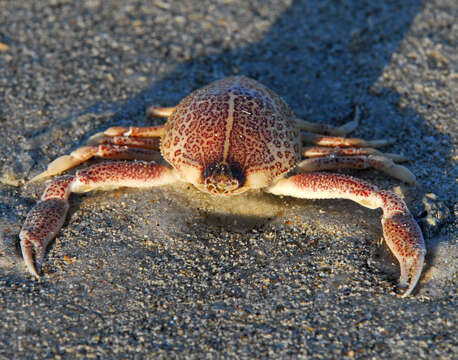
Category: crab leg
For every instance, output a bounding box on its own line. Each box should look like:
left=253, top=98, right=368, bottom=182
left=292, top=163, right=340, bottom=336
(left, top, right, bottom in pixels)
left=30, top=124, right=166, bottom=182
left=303, top=147, right=408, bottom=162
left=87, top=135, right=161, bottom=150
left=30, top=144, right=163, bottom=182
left=297, top=156, right=417, bottom=185
left=21, top=161, right=178, bottom=277
left=86, top=125, right=165, bottom=147
left=296, top=106, right=360, bottom=136
left=302, top=132, right=394, bottom=148
left=91, top=125, right=165, bottom=138
left=146, top=106, right=176, bottom=118
left=266, top=172, right=425, bottom=297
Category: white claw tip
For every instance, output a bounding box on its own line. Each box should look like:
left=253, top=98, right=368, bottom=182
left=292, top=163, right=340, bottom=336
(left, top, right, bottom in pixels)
left=21, top=246, right=41, bottom=278
left=400, top=249, right=425, bottom=298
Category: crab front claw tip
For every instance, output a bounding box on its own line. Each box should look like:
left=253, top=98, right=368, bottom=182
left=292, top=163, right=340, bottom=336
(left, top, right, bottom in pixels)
left=19, top=236, right=42, bottom=278
left=399, top=247, right=426, bottom=298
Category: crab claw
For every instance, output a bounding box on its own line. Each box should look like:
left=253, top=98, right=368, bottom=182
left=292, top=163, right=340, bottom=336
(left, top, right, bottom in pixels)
left=381, top=210, right=426, bottom=297
left=398, top=247, right=425, bottom=298
left=20, top=236, right=43, bottom=278
left=19, top=198, right=69, bottom=277
left=20, top=175, right=74, bottom=276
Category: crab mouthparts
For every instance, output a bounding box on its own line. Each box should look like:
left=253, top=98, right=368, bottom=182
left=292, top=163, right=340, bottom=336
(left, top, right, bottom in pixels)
left=203, top=162, right=245, bottom=196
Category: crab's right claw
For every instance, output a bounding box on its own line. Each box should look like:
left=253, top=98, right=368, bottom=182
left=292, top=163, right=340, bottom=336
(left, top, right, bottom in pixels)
left=20, top=236, right=42, bottom=278
left=19, top=198, right=69, bottom=277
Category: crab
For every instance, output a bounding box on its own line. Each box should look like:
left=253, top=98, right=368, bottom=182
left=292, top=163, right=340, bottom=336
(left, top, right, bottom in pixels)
left=20, top=76, right=425, bottom=297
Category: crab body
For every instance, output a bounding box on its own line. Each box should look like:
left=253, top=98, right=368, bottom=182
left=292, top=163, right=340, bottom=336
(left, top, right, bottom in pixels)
left=161, top=77, right=301, bottom=195
left=19, top=76, right=426, bottom=297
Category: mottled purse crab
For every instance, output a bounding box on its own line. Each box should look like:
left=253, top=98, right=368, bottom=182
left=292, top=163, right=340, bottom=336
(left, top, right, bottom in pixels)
left=20, top=76, right=425, bottom=297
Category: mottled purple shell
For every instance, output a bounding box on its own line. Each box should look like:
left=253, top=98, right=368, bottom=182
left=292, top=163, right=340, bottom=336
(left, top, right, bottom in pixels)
left=161, top=76, right=301, bottom=193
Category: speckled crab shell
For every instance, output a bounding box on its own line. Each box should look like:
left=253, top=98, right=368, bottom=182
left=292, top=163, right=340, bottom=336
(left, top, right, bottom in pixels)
left=160, top=76, right=302, bottom=195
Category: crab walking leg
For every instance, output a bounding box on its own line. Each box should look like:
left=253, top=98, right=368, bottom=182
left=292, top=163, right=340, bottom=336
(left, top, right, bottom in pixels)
left=266, top=172, right=425, bottom=297
left=296, top=119, right=359, bottom=136
left=296, top=106, right=360, bottom=136
left=21, top=161, right=178, bottom=276
left=302, top=132, right=394, bottom=148
left=86, top=134, right=161, bottom=150
left=80, top=144, right=163, bottom=162
left=297, top=156, right=417, bottom=185
left=303, top=147, right=408, bottom=162
left=98, top=125, right=165, bottom=138
left=88, top=125, right=165, bottom=145
left=30, top=144, right=163, bottom=182
left=146, top=106, right=176, bottom=118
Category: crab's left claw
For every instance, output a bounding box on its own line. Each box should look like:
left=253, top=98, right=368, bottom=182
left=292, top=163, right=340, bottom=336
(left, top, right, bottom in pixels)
left=267, top=174, right=426, bottom=297
left=381, top=200, right=426, bottom=297
left=398, top=247, right=425, bottom=297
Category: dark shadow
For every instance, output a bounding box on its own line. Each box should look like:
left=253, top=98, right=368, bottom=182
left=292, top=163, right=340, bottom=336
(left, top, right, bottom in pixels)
left=113, top=1, right=425, bottom=127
